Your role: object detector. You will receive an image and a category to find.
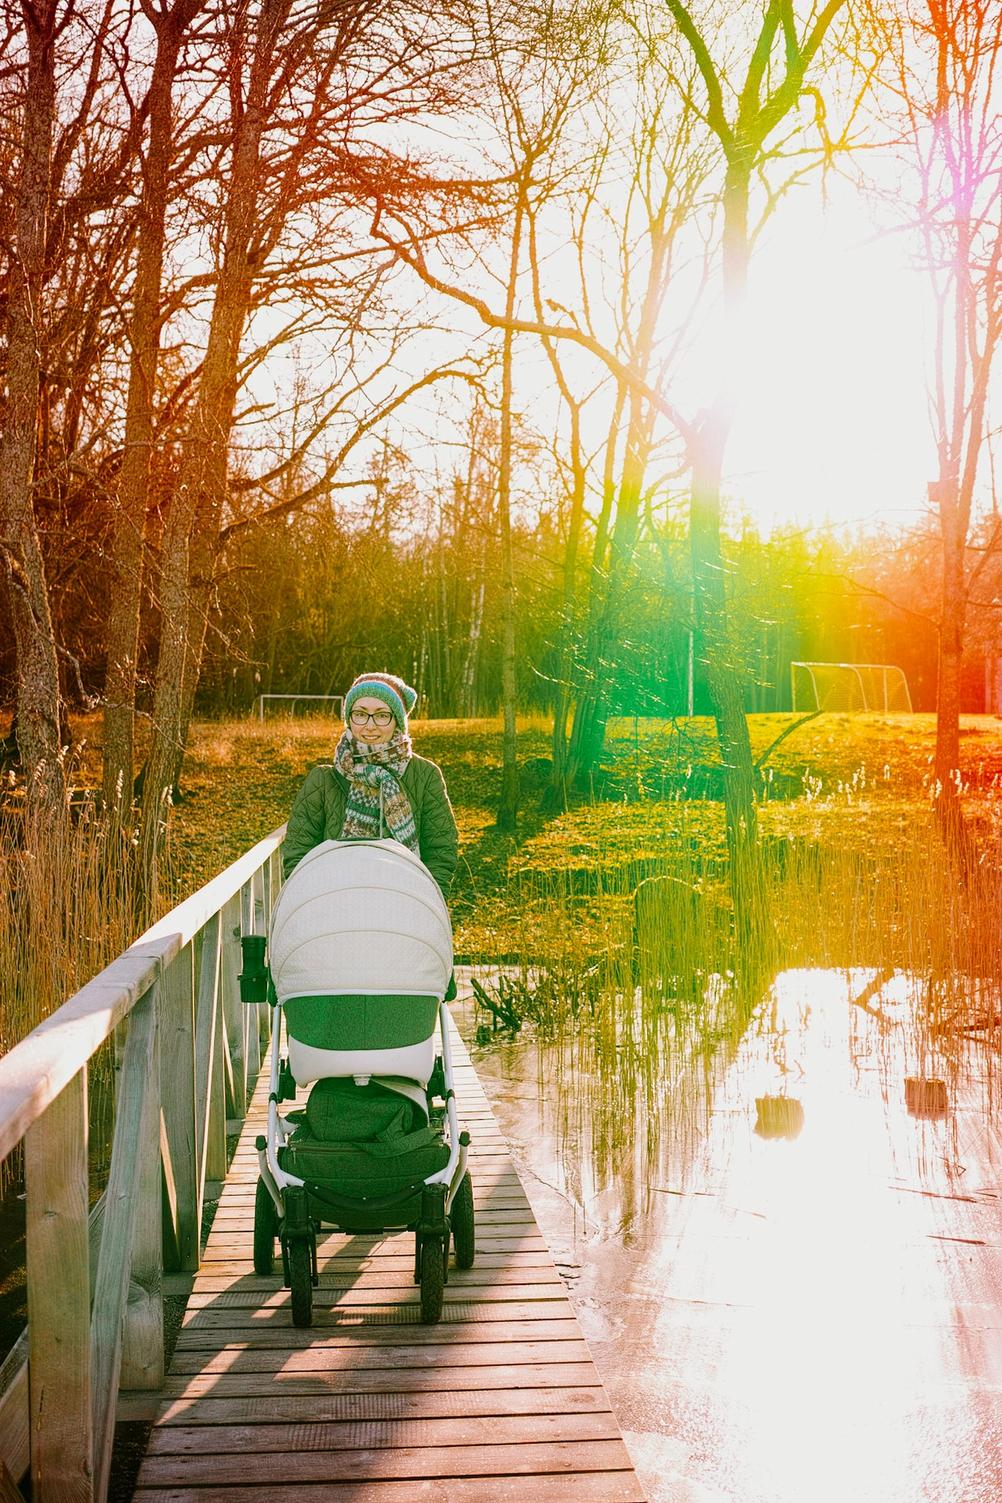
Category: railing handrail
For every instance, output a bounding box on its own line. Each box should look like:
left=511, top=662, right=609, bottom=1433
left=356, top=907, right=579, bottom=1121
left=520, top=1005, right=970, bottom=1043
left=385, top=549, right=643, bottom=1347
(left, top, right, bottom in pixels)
left=0, top=821, right=287, bottom=1499
left=0, top=823, right=285, bottom=1168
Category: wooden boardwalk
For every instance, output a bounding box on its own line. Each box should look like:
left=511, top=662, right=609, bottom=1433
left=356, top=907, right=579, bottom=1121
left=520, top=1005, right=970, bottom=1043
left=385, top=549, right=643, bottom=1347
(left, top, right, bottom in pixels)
left=134, top=1017, right=646, bottom=1502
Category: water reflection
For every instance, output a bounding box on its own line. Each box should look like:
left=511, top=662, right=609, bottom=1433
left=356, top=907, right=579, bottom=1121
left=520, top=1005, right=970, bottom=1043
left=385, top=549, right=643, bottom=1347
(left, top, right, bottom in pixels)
left=463, top=967, right=1002, bottom=1503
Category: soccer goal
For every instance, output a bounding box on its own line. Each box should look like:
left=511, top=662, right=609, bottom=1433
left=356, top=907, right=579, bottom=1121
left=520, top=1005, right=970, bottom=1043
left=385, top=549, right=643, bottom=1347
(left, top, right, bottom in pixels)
left=254, top=694, right=345, bottom=721
left=790, top=662, right=913, bottom=713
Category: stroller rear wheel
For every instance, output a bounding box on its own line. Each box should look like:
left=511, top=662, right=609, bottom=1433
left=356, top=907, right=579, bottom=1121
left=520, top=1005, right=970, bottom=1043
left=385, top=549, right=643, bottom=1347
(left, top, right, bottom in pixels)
left=451, top=1172, right=475, bottom=1269
left=253, top=1178, right=277, bottom=1275
left=418, top=1236, right=445, bottom=1323
left=288, top=1236, right=314, bottom=1327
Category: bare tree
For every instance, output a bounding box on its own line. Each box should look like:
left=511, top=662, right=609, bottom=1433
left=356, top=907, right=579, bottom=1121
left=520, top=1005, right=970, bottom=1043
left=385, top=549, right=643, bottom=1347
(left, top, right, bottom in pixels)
left=883, top=0, right=1002, bottom=834
left=652, top=0, right=854, bottom=958
left=102, top=0, right=208, bottom=821
left=138, top=0, right=482, bottom=863
left=0, top=0, right=69, bottom=810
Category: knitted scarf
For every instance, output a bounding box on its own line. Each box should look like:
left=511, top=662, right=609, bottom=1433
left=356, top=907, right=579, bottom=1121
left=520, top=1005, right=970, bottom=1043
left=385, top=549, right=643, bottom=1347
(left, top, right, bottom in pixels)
left=334, top=728, right=419, bottom=853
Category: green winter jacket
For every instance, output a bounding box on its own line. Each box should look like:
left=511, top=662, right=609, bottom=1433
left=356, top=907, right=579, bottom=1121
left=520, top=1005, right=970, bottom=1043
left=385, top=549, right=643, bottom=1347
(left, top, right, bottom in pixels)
left=282, top=753, right=459, bottom=895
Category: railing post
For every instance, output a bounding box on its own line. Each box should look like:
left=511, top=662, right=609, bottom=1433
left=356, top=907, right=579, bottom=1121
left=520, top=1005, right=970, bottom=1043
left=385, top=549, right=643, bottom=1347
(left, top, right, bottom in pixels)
left=220, top=892, right=246, bottom=1117
left=25, top=1071, right=93, bottom=1501
left=90, top=990, right=158, bottom=1497
left=121, top=985, right=164, bottom=1393
left=242, top=877, right=262, bottom=1082
left=194, top=911, right=226, bottom=1190
left=160, top=944, right=199, bottom=1271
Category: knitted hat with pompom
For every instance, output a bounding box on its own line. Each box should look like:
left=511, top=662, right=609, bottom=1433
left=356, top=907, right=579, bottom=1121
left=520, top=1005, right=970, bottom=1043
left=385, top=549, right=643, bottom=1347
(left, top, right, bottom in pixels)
left=343, top=672, right=418, bottom=732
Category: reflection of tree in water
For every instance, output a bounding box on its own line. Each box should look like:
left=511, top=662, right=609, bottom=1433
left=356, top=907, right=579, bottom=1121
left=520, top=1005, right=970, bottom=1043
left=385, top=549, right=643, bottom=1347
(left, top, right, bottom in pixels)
left=472, top=815, right=1002, bottom=1231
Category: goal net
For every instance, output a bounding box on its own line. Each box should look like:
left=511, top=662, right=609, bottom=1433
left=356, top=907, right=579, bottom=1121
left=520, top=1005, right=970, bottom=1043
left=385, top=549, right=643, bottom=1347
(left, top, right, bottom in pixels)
left=790, top=662, right=913, bottom=713
left=254, top=694, right=345, bottom=720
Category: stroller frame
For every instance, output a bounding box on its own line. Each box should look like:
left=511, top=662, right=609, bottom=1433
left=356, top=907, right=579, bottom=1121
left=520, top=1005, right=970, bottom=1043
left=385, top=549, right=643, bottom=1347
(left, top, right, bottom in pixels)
left=246, top=837, right=474, bottom=1326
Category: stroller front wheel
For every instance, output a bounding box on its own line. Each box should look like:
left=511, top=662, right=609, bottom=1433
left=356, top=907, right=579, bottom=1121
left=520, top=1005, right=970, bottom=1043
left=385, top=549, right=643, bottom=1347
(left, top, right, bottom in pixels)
left=288, top=1237, right=314, bottom=1327
left=451, top=1172, right=475, bottom=1269
left=253, top=1178, right=277, bottom=1276
left=418, top=1236, right=445, bottom=1323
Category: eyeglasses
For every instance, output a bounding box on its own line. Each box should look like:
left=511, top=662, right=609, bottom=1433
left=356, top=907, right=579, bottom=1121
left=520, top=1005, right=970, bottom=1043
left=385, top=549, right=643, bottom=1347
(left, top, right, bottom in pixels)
left=350, top=707, right=394, bottom=727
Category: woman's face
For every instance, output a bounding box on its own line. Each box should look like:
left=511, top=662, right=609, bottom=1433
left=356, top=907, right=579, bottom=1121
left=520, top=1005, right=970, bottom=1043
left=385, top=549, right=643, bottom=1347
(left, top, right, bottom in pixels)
left=348, top=696, right=396, bottom=748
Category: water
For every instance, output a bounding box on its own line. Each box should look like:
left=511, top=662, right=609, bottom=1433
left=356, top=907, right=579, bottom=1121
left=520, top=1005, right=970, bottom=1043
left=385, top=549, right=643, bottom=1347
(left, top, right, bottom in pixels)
left=462, top=969, right=1002, bottom=1503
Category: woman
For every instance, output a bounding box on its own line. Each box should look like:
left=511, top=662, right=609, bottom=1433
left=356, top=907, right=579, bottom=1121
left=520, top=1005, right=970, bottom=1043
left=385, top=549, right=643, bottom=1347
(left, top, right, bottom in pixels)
left=282, top=672, right=458, bottom=900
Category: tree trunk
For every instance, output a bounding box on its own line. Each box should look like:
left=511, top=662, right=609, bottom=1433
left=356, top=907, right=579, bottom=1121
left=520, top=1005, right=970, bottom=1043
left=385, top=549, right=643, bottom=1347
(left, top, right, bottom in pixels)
left=691, top=412, right=770, bottom=968
left=0, top=0, right=65, bottom=813
left=566, top=383, right=651, bottom=790
left=935, top=516, right=965, bottom=790
left=544, top=400, right=587, bottom=811
left=140, top=0, right=290, bottom=865
left=496, top=185, right=526, bottom=833
left=565, top=217, right=668, bottom=792
left=692, top=157, right=773, bottom=975
left=103, top=6, right=196, bottom=821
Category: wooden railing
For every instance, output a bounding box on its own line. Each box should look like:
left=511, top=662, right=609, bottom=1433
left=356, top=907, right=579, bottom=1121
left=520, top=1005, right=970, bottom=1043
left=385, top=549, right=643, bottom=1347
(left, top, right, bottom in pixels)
left=0, top=825, right=285, bottom=1501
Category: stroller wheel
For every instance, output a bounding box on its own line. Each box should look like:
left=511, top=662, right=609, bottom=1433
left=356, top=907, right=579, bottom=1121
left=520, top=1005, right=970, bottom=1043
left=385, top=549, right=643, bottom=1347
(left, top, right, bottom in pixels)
left=288, top=1237, right=314, bottom=1327
left=451, top=1172, right=475, bottom=1269
left=419, top=1236, right=445, bottom=1324
left=253, top=1178, right=277, bottom=1276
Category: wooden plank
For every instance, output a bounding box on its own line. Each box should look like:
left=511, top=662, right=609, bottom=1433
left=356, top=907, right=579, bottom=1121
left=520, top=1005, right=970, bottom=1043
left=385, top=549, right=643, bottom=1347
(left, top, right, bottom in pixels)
left=0, top=1333, right=28, bottom=1484
left=163, top=1364, right=603, bottom=1399
left=182, top=1282, right=569, bottom=1311
left=153, top=1384, right=607, bottom=1426
left=0, top=1460, right=25, bottom=1503
left=147, top=1411, right=622, bottom=1454
left=174, top=1319, right=588, bottom=1352
left=166, top=1341, right=592, bottom=1375
left=139, top=1011, right=644, bottom=1503
left=90, top=990, right=158, bottom=1498
left=206, top=1207, right=537, bottom=1228
left=178, top=1299, right=579, bottom=1331
left=25, top=1070, right=93, bottom=1502
left=138, top=1437, right=635, bottom=1485
left=183, top=1265, right=563, bottom=1292
left=133, top=1472, right=646, bottom=1502
left=192, top=1250, right=557, bottom=1275
left=160, top=947, right=199, bottom=1273
left=122, top=986, right=165, bottom=1391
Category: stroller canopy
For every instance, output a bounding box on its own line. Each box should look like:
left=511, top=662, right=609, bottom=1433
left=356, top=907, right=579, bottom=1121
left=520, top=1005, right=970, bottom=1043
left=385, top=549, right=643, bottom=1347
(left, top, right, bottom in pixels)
left=270, top=839, right=453, bottom=1001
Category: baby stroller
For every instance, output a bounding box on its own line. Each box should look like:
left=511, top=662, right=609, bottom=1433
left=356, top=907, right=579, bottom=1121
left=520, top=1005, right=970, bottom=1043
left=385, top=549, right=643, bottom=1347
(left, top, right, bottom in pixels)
left=242, top=837, right=474, bottom=1325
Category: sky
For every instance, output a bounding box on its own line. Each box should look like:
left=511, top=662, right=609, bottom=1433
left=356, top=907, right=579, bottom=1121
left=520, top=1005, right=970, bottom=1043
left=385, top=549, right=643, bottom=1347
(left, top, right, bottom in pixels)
left=726, top=178, right=937, bottom=536
left=248, top=68, right=995, bottom=548
left=370, top=167, right=955, bottom=544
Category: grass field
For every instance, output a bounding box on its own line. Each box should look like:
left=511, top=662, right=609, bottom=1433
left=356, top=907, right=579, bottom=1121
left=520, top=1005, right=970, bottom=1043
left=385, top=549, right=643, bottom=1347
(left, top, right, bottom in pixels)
left=52, top=707, right=1002, bottom=951
left=7, top=708, right=1002, bottom=1047
left=3, top=706, right=1000, bottom=1206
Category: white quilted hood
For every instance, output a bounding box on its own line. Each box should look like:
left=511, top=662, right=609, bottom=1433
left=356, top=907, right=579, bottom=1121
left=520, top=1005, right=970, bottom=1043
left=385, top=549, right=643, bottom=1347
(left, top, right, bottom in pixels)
left=269, top=839, right=453, bottom=1000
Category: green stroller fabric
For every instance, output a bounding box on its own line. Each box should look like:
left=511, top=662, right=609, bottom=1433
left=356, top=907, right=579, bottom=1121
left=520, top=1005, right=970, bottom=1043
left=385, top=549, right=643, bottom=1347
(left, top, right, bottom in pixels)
left=304, top=1076, right=423, bottom=1141
left=278, top=1078, right=449, bottom=1227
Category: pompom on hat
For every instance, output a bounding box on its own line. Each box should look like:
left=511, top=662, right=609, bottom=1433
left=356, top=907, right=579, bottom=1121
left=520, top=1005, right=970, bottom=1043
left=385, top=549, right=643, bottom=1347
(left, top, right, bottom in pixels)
left=343, top=672, right=418, bottom=732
